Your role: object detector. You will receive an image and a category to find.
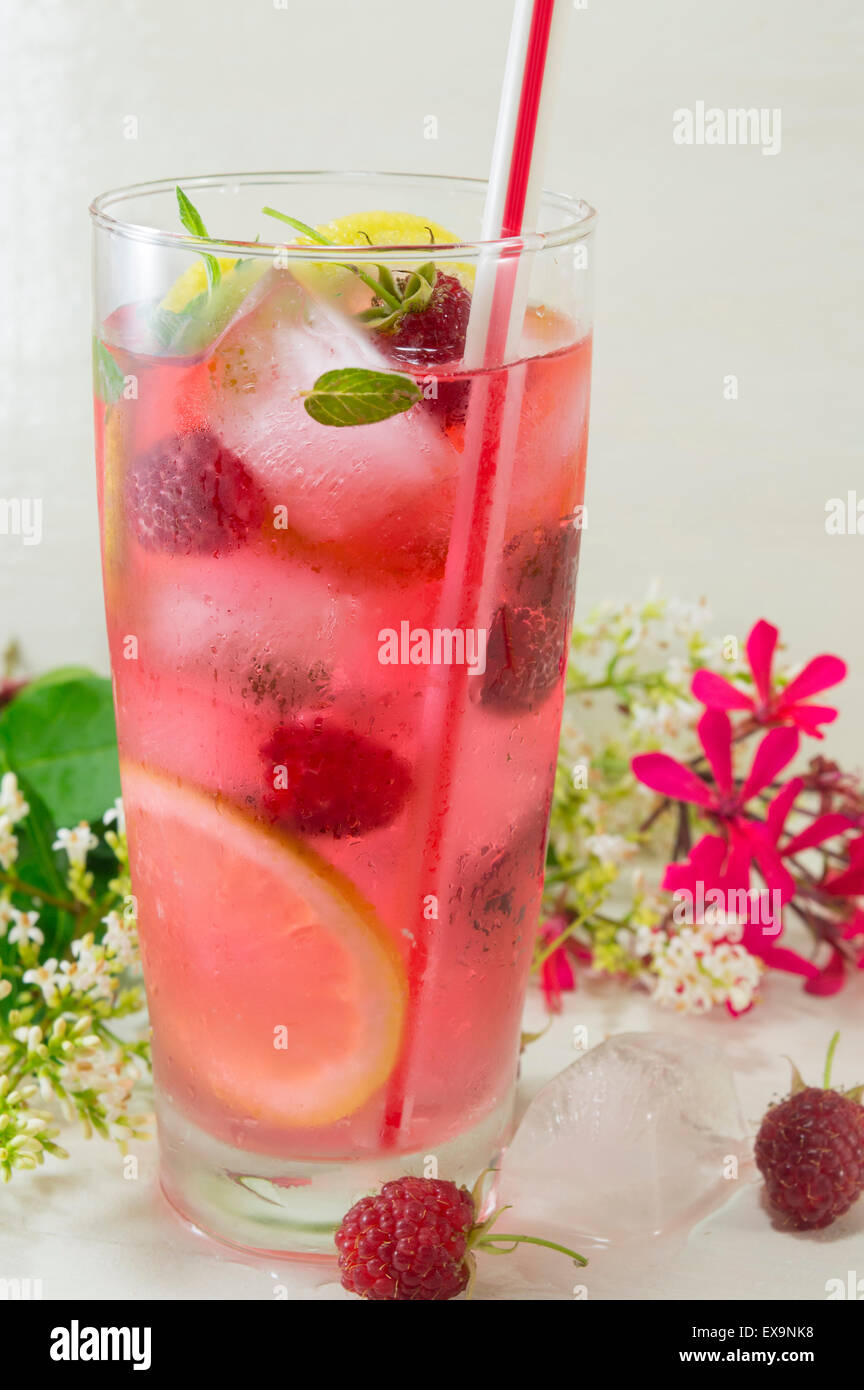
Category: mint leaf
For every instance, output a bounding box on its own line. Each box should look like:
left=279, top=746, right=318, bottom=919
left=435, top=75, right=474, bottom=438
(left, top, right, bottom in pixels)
left=0, top=673, right=120, bottom=825
left=93, top=339, right=125, bottom=405
left=176, top=185, right=221, bottom=293
left=304, top=368, right=422, bottom=427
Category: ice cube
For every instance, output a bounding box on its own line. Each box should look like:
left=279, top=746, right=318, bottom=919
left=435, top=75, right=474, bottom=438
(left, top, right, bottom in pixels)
left=207, top=270, right=458, bottom=559
left=498, top=1032, right=753, bottom=1250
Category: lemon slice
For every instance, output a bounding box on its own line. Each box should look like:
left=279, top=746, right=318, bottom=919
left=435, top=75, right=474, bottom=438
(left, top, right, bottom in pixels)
left=289, top=209, right=474, bottom=300
left=121, top=763, right=406, bottom=1128
left=159, top=257, right=239, bottom=314
left=100, top=404, right=128, bottom=602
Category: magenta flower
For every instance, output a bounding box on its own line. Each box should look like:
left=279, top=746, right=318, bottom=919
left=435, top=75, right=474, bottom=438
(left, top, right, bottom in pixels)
left=633, top=709, right=799, bottom=899
left=538, top=917, right=576, bottom=1012
left=691, top=620, right=846, bottom=739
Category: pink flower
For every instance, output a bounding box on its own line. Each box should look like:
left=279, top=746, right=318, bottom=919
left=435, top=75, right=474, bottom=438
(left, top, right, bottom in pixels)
left=691, top=620, right=846, bottom=739
left=633, top=709, right=799, bottom=899
left=539, top=917, right=576, bottom=1012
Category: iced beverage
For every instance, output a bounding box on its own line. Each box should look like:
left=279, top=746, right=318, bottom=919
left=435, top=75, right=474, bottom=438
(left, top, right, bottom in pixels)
left=91, top=175, right=594, bottom=1252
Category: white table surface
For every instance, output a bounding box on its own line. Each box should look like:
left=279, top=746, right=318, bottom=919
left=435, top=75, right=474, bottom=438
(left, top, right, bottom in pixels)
left=4, top=970, right=863, bottom=1302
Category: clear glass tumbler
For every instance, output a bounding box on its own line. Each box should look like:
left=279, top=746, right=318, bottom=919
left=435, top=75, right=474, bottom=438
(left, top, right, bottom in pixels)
left=90, top=172, right=595, bottom=1254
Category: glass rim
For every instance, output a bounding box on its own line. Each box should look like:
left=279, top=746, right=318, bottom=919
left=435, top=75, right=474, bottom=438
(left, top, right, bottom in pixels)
left=89, top=170, right=597, bottom=260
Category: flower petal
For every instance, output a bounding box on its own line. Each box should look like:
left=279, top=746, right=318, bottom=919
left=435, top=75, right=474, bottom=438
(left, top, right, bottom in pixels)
left=803, top=948, right=846, bottom=996
left=740, top=821, right=797, bottom=902
left=631, top=752, right=714, bottom=807
left=746, top=620, right=779, bottom=704
left=779, top=654, right=847, bottom=707
left=691, top=670, right=754, bottom=712
left=740, top=725, right=799, bottom=804
left=755, top=943, right=820, bottom=979
left=697, top=709, right=733, bottom=797
left=783, top=813, right=855, bottom=857
left=788, top=703, right=838, bottom=739
left=662, top=833, right=728, bottom=894
left=765, top=776, right=803, bottom=842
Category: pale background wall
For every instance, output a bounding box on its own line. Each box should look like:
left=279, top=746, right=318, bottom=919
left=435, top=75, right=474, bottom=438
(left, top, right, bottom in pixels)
left=1, top=0, right=862, bottom=756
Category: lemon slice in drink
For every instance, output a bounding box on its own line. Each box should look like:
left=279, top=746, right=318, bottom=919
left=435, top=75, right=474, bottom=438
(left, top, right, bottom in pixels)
left=121, top=763, right=406, bottom=1129
left=159, top=257, right=239, bottom=313
left=290, top=210, right=474, bottom=299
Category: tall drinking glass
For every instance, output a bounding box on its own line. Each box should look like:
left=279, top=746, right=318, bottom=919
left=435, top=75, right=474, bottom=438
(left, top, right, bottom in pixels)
left=90, top=173, right=595, bottom=1254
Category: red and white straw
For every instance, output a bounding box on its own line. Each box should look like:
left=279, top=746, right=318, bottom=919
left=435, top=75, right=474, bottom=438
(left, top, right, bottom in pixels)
left=464, top=0, right=566, bottom=368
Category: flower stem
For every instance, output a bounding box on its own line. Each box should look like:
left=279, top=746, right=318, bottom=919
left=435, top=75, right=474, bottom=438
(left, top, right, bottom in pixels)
left=533, top=899, right=603, bottom=971
left=475, top=1233, right=587, bottom=1266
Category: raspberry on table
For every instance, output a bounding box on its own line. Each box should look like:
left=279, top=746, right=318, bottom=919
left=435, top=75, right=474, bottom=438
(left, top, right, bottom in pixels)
left=336, top=1177, right=476, bottom=1301
left=755, top=1084, right=864, bottom=1230
left=334, top=1173, right=586, bottom=1301
left=755, top=1034, right=864, bottom=1231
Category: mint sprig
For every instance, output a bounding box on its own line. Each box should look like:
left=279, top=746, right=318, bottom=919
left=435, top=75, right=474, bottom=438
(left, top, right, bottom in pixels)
left=303, top=368, right=421, bottom=427
left=176, top=186, right=221, bottom=293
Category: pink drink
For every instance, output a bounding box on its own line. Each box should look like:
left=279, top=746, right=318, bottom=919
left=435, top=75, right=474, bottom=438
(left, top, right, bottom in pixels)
left=92, top=176, right=594, bottom=1252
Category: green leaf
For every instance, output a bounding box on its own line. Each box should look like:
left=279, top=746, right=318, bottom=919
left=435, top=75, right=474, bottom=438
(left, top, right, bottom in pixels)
left=176, top=185, right=221, bottom=293
left=303, top=368, right=422, bottom=427
left=261, top=207, right=333, bottom=246
left=93, top=339, right=125, bottom=406
left=0, top=674, right=120, bottom=825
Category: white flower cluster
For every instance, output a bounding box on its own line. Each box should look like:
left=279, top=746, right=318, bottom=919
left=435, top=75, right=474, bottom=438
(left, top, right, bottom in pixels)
left=628, top=920, right=763, bottom=1016
left=23, top=910, right=138, bottom=1008
left=55, top=1043, right=148, bottom=1142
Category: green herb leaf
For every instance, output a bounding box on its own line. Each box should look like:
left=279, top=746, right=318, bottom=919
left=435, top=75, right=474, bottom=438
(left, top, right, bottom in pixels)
left=261, top=207, right=333, bottom=246
left=93, top=339, right=125, bottom=405
left=0, top=673, right=120, bottom=825
left=176, top=185, right=221, bottom=292
left=303, top=368, right=422, bottom=427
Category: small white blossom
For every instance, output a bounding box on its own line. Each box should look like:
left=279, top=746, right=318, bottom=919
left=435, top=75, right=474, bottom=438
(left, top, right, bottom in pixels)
left=101, top=910, right=138, bottom=968
left=103, top=798, right=126, bottom=837
left=7, top=908, right=43, bottom=947
left=52, top=822, right=98, bottom=868
left=584, top=833, right=637, bottom=866
left=0, top=898, right=16, bottom=937
left=0, top=772, right=29, bottom=824
left=22, top=959, right=63, bottom=1006
left=630, top=697, right=696, bottom=743
left=0, top=815, right=18, bottom=871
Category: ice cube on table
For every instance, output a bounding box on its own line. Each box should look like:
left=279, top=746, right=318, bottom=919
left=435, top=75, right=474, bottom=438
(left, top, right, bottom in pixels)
left=498, top=1032, right=753, bottom=1249
left=207, top=270, right=458, bottom=555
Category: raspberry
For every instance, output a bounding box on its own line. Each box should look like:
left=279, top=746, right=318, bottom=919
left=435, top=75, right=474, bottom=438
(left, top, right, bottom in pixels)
left=125, top=429, right=264, bottom=555
left=756, top=1036, right=864, bottom=1231
left=384, top=272, right=471, bottom=365
left=336, top=1177, right=476, bottom=1301
left=335, top=1174, right=586, bottom=1301
left=755, top=1085, right=864, bottom=1230
left=481, top=521, right=582, bottom=712
left=261, top=720, right=412, bottom=838
left=379, top=272, right=472, bottom=428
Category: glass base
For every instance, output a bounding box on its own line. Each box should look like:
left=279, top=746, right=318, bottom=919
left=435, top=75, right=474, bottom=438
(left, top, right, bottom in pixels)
left=157, top=1091, right=514, bottom=1257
